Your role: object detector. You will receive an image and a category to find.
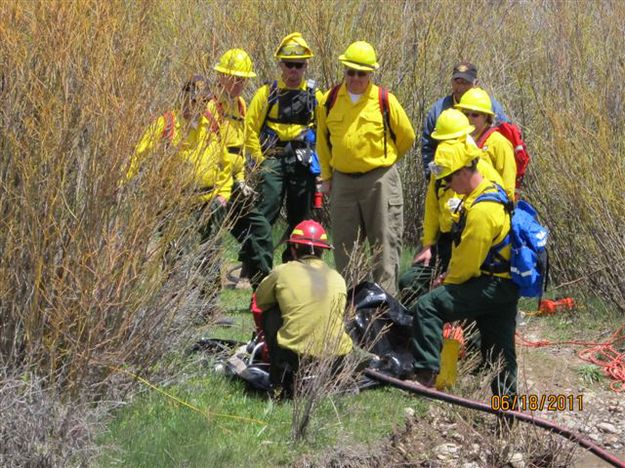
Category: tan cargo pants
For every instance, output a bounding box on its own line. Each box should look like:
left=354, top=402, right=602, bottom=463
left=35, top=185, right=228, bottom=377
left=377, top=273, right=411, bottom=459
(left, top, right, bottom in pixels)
left=330, top=165, right=403, bottom=294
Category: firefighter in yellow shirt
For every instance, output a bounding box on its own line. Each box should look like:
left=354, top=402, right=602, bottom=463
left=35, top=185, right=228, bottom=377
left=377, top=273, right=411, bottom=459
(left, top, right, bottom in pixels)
left=398, top=109, right=503, bottom=307
left=255, top=220, right=353, bottom=396
left=317, top=41, right=416, bottom=295
left=409, top=139, right=519, bottom=398
left=455, top=87, right=516, bottom=199
left=208, top=49, right=273, bottom=289
left=244, top=32, right=323, bottom=271
left=127, top=74, right=231, bottom=240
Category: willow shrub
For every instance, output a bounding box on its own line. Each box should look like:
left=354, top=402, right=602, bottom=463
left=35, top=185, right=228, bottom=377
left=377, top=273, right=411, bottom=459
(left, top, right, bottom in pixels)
left=1, top=0, right=624, bottom=396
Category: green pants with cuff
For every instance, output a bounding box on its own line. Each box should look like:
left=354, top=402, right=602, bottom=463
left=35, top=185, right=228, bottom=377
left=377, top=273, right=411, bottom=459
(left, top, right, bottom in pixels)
left=410, top=275, right=519, bottom=397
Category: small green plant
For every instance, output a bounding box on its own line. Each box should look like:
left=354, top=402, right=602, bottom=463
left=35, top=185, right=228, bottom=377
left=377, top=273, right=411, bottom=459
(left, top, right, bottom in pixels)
left=577, top=364, right=604, bottom=384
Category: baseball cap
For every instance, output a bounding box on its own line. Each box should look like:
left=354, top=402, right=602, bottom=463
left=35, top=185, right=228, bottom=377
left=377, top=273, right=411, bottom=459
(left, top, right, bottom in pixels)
left=452, top=62, right=477, bottom=82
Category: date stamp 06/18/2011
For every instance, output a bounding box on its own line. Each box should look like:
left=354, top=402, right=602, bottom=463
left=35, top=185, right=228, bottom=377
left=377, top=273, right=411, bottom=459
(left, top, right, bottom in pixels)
left=490, top=394, right=584, bottom=412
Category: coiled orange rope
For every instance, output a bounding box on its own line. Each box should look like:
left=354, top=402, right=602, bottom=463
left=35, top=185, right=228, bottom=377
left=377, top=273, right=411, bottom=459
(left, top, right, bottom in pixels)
left=516, top=323, right=625, bottom=392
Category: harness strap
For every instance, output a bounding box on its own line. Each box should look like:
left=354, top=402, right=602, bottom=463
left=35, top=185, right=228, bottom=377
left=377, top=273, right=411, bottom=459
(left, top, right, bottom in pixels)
left=162, top=111, right=176, bottom=144
left=476, top=126, right=498, bottom=148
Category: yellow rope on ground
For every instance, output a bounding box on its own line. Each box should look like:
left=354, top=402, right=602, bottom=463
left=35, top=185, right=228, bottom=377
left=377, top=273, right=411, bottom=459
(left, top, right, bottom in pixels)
left=114, top=367, right=266, bottom=426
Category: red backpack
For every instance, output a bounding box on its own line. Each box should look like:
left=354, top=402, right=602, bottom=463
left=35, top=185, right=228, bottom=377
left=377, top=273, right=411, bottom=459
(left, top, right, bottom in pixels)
left=476, top=122, right=531, bottom=189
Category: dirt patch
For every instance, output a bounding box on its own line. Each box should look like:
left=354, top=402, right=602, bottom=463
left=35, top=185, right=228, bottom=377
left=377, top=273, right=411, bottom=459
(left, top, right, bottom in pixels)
left=304, top=317, right=625, bottom=467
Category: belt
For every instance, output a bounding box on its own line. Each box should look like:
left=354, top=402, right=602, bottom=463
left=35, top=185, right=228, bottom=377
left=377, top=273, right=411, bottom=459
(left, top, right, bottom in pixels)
left=335, top=169, right=371, bottom=178
left=227, top=146, right=242, bottom=155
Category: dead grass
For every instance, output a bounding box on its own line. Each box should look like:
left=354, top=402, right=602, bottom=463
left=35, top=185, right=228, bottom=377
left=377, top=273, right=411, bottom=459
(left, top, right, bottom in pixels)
left=1, top=0, right=625, bottom=463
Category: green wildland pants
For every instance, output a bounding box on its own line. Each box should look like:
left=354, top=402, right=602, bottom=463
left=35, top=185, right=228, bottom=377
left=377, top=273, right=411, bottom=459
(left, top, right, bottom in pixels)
left=253, top=152, right=315, bottom=263
left=398, top=233, right=453, bottom=309
left=410, top=275, right=519, bottom=396
left=198, top=192, right=273, bottom=290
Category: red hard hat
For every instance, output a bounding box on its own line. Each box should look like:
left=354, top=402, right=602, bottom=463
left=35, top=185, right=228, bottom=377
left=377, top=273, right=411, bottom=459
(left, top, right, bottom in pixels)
left=288, top=220, right=332, bottom=249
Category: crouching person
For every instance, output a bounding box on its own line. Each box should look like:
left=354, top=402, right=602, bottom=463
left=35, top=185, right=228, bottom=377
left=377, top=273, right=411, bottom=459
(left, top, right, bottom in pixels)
left=409, top=139, right=519, bottom=398
left=255, top=220, right=353, bottom=397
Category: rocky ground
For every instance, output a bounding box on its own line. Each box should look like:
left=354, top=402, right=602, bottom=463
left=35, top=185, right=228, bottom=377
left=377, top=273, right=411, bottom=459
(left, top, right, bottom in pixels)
left=304, top=313, right=625, bottom=468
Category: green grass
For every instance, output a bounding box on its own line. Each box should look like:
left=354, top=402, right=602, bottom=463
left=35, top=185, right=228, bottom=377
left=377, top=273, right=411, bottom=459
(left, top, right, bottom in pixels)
left=98, top=225, right=427, bottom=467
left=99, top=367, right=422, bottom=467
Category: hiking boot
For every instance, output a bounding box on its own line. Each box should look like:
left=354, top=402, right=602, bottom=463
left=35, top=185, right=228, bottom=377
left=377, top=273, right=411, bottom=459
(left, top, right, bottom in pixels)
left=235, top=277, right=252, bottom=290
left=404, top=368, right=437, bottom=388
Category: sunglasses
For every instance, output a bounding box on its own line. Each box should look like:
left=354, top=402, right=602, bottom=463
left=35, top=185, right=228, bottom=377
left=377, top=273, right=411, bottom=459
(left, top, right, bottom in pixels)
left=282, top=61, right=305, bottom=69
left=442, top=171, right=459, bottom=184
left=345, top=69, right=369, bottom=77
left=463, top=111, right=484, bottom=118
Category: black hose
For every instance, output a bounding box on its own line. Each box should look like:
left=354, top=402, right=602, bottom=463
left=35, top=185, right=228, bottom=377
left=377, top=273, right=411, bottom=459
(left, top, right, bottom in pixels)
left=365, top=369, right=625, bottom=468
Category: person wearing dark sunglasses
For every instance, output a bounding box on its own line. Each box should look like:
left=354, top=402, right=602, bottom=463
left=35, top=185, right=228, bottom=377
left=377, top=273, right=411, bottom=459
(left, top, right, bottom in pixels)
left=317, top=41, right=416, bottom=295
left=421, top=62, right=509, bottom=178
left=455, top=88, right=516, bottom=200
left=243, top=32, right=323, bottom=281
left=409, top=138, right=518, bottom=399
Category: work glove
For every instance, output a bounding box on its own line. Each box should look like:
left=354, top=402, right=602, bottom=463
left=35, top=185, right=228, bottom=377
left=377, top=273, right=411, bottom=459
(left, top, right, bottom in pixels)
left=234, top=181, right=256, bottom=198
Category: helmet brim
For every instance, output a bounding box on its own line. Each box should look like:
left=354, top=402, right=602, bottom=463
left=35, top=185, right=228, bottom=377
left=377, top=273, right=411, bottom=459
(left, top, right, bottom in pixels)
left=213, top=65, right=256, bottom=78
left=431, top=125, right=475, bottom=140
left=339, top=56, right=379, bottom=71
left=288, top=239, right=333, bottom=250
left=454, top=103, right=494, bottom=116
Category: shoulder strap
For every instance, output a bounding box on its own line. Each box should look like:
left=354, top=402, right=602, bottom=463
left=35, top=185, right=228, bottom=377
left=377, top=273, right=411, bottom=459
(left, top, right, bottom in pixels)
left=476, top=126, right=498, bottom=148
left=324, top=84, right=342, bottom=116
left=378, top=87, right=396, bottom=142
left=260, top=80, right=279, bottom=131
left=161, top=111, right=175, bottom=144
left=378, top=87, right=396, bottom=158
left=203, top=97, right=222, bottom=134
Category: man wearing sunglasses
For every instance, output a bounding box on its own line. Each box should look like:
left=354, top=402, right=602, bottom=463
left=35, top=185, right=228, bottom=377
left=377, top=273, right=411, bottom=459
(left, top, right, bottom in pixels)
left=317, top=41, right=415, bottom=295
left=244, top=32, right=323, bottom=278
left=409, top=139, right=518, bottom=400
left=421, top=62, right=508, bottom=177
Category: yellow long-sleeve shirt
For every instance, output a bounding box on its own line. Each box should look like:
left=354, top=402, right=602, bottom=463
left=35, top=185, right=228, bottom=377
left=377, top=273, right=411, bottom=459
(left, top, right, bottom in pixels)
left=444, top=179, right=512, bottom=285
left=126, top=110, right=232, bottom=202
left=316, top=82, right=415, bottom=180
left=255, top=256, right=353, bottom=357
left=478, top=129, right=516, bottom=200
left=422, top=158, right=504, bottom=246
left=205, top=95, right=247, bottom=194
left=245, top=78, right=323, bottom=163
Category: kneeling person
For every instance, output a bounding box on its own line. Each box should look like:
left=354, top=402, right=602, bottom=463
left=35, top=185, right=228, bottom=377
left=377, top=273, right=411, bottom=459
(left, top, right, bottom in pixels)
left=255, top=220, right=353, bottom=396
left=410, top=140, right=519, bottom=398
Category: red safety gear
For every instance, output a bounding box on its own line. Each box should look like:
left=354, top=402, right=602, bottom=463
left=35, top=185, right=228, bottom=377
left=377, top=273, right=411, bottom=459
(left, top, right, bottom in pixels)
left=288, top=220, right=332, bottom=249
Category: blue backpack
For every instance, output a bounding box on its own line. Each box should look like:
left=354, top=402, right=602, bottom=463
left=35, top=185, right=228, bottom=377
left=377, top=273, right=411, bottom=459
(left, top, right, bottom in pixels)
left=474, top=185, right=549, bottom=297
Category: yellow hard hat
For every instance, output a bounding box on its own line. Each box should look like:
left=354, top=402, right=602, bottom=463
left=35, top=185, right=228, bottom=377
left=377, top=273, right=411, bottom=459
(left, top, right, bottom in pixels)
left=339, top=41, right=379, bottom=71
left=429, top=139, right=481, bottom=180
left=431, top=109, right=475, bottom=140
left=275, top=32, right=314, bottom=60
left=454, top=87, right=494, bottom=116
left=214, top=49, right=257, bottom=78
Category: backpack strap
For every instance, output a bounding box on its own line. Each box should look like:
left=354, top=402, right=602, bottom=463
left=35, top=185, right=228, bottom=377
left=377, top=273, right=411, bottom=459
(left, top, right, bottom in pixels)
left=324, top=84, right=341, bottom=116
left=261, top=80, right=279, bottom=126
left=378, top=87, right=396, bottom=158
left=161, top=111, right=176, bottom=144
left=473, top=184, right=513, bottom=274
left=323, top=84, right=342, bottom=151
left=203, top=99, right=222, bottom=134
left=475, top=126, right=498, bottom=148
